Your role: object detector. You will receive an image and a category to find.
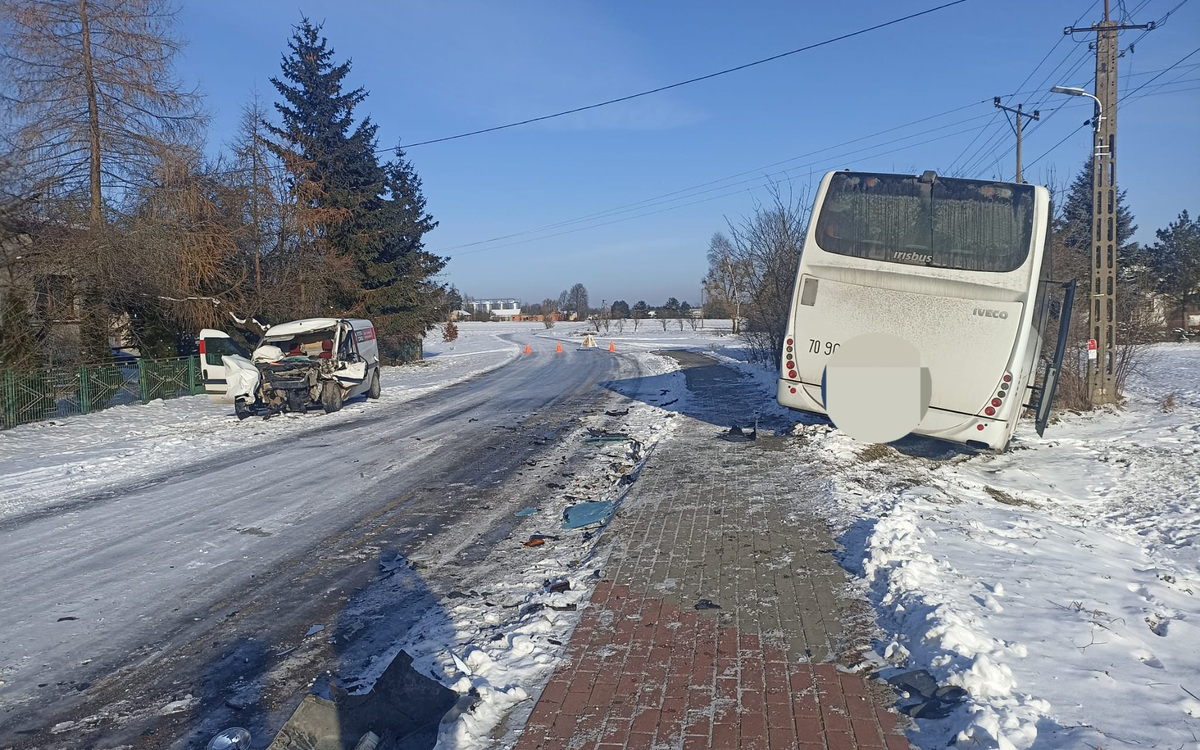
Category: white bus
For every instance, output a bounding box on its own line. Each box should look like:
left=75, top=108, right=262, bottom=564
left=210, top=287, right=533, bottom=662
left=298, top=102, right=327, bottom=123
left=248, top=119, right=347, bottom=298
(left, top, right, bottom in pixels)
left=776, top=170, right=1072, bottom=451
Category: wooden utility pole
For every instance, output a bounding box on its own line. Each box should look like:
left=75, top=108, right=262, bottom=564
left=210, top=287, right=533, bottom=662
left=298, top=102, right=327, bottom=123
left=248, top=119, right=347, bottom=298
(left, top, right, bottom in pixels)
left=1064, top=1, right=1153, bottom=405
left=992, top=99, right=1039, bottom=182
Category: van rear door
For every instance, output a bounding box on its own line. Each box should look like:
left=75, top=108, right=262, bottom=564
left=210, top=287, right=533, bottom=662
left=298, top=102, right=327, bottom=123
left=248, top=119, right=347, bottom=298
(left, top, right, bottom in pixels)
left=199, top=329, right=249, bottom=403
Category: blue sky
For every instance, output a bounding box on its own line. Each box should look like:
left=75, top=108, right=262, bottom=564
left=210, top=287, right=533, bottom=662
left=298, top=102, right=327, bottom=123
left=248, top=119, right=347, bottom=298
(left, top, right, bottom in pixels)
left=176, top=0, right=1200, bottom=307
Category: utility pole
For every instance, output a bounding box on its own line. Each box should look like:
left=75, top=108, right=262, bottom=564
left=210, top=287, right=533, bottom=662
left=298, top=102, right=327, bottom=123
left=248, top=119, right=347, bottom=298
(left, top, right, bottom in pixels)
left=1063, top=1, right=1154, bottom=405
left=993, top=99, right=1039, bottom=182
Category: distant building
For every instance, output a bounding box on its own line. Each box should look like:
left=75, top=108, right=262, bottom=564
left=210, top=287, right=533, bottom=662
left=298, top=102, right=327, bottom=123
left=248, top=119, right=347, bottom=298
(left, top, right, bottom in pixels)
left=463, top=298, right=522, bottom=320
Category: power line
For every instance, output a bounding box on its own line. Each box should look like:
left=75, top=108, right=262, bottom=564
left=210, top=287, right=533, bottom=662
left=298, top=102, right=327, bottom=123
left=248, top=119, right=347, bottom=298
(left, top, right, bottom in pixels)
left=445, top=83, right=1197, bottom=257
left=438, top=104, right=997, bottom=251
left=384, top=0, right=973, bottom=151
left=1123, top=44, right=1200, bottom=97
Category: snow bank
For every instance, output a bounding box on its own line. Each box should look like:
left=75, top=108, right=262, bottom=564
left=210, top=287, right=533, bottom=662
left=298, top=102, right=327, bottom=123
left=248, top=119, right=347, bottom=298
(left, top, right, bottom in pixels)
left=800, top=343, right=1200, bottom=749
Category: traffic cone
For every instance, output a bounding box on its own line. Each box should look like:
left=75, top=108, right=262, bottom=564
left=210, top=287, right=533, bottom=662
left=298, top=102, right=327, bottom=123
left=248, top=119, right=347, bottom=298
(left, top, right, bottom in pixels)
left=608, top=341, right=615, bottom=352
left=556, top=341, right=563, bottom=354
left=524, top=343, right=532, bottom=354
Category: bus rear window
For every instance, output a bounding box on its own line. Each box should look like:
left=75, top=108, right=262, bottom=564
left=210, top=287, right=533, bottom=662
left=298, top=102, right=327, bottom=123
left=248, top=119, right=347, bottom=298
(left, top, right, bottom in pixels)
left=814, top=172, right=1035, bottom=273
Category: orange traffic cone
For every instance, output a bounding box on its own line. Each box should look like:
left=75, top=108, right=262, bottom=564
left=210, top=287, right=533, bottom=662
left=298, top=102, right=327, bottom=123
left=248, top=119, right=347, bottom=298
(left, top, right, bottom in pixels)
left=608, top=341, right=616, bottom=352
left=556, top=341, right=563, bottom=354
left=524, top=343, right=532, bottom=354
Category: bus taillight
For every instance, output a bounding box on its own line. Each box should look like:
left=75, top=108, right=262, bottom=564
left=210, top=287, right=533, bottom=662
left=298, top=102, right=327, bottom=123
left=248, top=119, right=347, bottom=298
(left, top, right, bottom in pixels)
left=991, top=398, right=1002, bottom=407
left=985, top=406, right=996, bottom=416
left=1003, top=374, right=1012, bottom=383
left=786, top=338, right=793, bottom=346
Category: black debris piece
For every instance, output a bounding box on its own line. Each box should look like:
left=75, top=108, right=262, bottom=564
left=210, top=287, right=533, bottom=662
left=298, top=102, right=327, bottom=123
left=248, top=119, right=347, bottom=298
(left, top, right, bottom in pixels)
left=719, top=422, right=758, bottom=442
left=694, top=599, right=722, bottom=610
left=605, top=408, right=629, bottom=417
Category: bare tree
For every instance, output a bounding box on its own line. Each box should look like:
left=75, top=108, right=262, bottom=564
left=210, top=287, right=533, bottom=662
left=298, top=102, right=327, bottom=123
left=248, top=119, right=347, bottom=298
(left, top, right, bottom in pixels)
left=568, top=282, right=589, bottom=318
left=1, top=0, right=204, bottom=222
left=1, top=0, right=204, bottom=361
left=706, top=232, right=751, bottom=334
left=721, top=183, right=811, bottom=367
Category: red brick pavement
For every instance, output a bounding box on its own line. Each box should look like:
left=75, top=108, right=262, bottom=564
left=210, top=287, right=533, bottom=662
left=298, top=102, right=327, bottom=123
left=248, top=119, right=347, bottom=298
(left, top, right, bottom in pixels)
left=515, top=581, right=909, bottom=750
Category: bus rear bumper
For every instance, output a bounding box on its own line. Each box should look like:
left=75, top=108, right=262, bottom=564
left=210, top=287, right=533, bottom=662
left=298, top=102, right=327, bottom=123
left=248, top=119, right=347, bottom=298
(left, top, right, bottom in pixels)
left=777, top=378, right=1013, bottom=450
left=777, top=378, right=826, bottom=415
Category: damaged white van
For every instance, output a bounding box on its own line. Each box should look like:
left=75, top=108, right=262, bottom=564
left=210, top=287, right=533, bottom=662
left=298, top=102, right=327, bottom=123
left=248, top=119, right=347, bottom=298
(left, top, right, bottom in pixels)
left=200, top=318, right=381, bottom=419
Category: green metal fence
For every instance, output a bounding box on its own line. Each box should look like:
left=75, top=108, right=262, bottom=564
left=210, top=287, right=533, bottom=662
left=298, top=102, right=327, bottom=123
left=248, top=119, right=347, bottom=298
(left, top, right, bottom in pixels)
left=1, top=355, right=203, bottom=430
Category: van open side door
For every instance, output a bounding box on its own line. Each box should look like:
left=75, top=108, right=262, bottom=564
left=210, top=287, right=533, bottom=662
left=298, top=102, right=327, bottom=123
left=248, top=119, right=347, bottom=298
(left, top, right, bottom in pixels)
left=199, top=329, right=249, bottom=403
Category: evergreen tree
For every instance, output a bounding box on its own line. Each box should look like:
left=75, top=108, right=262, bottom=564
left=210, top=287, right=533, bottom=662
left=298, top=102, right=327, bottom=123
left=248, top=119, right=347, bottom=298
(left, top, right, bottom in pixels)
left=610, top=300, right=630, bottom=319
left=1146, top=210, right=1200, bottom=329
left=1058, top=157, right=1139, bottom=266
left=265, top=18, right=444, bottom=358
left=265, top=17, right=382, bottom=313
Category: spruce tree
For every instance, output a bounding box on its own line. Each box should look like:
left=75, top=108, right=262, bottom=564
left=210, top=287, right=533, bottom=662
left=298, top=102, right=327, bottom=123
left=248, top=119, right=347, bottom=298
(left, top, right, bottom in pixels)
left=1146, top=210, right=1200, bottom=329
left=265, top=18, right=444, bottom=357
left=1058, top=157, right=1139, bottom=266
left=265, top=17, right=386, bottom=314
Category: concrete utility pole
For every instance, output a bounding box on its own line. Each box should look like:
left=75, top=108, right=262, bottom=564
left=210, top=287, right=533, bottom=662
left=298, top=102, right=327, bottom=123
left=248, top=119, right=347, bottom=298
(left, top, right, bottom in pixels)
left=1062, top=1, right=1154, bottom=405
left=993, top=99, right=1039, bottom=182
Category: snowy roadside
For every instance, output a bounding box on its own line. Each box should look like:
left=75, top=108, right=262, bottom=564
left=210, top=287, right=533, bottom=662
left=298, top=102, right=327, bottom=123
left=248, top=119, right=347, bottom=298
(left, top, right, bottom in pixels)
left=0, top=322, right=548, bottom=521
left=301, top=348, right=693, bottom=750
left=793, top=343, right=1200, bottom=749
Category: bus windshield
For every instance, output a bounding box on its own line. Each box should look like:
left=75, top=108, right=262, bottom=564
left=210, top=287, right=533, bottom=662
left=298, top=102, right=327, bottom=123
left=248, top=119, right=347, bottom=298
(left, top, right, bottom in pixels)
left=814, top=172, right=1035, bottom=273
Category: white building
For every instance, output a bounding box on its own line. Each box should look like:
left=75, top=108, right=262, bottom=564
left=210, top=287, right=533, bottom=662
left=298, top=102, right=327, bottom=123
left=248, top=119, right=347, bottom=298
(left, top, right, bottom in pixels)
left=463, top=298, right=522, bottom=320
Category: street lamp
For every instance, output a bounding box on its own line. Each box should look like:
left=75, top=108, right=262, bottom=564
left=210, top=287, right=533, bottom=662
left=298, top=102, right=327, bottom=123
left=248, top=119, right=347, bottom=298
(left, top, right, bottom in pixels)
left=1051, top=86, right=1104, bottom=147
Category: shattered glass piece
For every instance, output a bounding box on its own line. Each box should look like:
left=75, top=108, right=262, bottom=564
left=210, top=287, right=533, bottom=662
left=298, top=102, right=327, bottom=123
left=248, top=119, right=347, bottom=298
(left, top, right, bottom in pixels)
left=305, top=624, right=325, bottom=637
left=206, top=727, right=251, bottom=750
left=562, top=501, right=614, bottom=530
left=514, top=507, right=537, bottom=517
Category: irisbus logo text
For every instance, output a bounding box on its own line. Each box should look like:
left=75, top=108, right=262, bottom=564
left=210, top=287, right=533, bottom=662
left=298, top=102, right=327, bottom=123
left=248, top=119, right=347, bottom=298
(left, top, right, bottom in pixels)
left=893, top=251, right=933, bottom=263
left=973, top=308, right=1009, bottom=319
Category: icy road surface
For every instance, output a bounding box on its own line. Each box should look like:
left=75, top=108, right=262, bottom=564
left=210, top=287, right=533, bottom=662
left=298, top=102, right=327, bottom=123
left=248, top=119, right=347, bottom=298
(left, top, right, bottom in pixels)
left=0, top=332, right=666, bottom=748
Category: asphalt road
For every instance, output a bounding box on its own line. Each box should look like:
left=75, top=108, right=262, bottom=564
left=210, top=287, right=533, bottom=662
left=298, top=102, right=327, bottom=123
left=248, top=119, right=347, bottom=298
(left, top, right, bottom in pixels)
left=0, top=339, right=647, bottom=749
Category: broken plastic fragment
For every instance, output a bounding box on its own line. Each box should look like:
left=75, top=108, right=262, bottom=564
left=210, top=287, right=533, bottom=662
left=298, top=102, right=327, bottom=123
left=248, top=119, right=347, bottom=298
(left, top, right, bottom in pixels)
left=450, top=652, right=472, bottom=676
left=206, top=727, right=251, bottom=750
left=523, top=538, right=545, bottom=547
left=719, top=423, right=758, bottom=442
left=305, top=624, right=325, bottom=637
left=514, top=507, right=537, bottom=517
left=583, top=428, right=627, bottom=444
left=562, top=501, right=614, bottom=530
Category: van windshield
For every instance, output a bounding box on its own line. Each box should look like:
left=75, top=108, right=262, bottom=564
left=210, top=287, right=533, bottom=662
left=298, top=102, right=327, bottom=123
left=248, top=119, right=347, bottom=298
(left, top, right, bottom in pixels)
left=814, top=172, right=1035, bottom=273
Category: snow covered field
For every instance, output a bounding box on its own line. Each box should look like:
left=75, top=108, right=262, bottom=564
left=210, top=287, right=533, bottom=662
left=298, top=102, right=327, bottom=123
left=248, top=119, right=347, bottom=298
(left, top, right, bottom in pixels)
left=2, top=321, right=1196, bottom=750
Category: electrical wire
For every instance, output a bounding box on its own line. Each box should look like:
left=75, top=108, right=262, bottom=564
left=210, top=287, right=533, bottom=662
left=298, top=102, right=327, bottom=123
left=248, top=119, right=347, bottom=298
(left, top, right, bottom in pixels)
left=385, top=0, right=973, bottom=151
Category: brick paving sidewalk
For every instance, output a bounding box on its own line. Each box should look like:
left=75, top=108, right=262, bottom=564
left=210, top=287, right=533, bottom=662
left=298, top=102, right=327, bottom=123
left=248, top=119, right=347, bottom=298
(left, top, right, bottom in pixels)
left=514, top=353, right=910, bottom=750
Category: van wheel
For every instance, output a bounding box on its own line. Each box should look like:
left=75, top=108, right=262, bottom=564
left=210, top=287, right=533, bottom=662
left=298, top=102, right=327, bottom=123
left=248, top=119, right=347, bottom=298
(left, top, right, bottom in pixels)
left=321, top=381, right=344, bottom=413
left=367, top=370, right=381, bottom=399
left=235, top=400, right=254, bottom=421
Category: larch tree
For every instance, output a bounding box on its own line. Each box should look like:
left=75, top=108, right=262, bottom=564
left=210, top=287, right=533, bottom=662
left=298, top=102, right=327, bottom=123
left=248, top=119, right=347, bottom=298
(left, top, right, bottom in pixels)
left=0, top=0, right=203, bottom=360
